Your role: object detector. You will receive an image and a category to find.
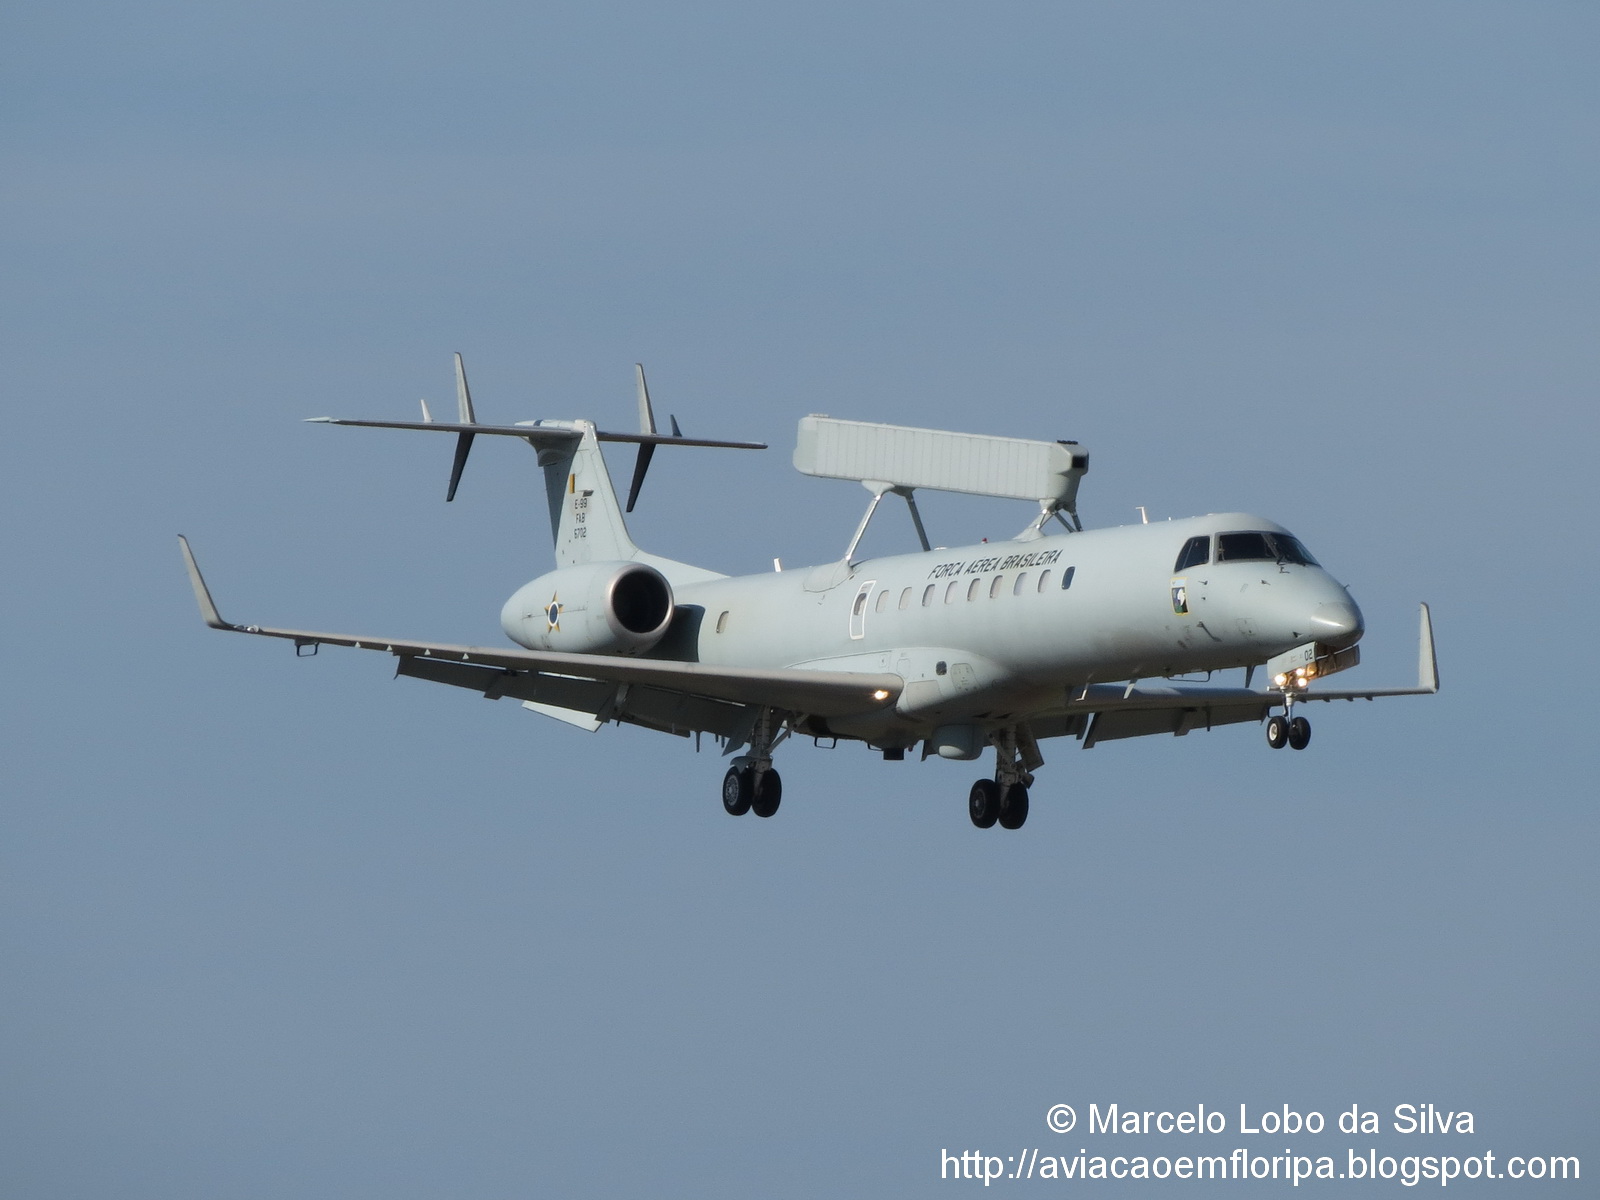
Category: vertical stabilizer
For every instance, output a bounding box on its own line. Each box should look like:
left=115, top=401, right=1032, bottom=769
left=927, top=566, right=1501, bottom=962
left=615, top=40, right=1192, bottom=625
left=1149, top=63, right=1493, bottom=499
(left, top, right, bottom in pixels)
left=537, top=421, right=641, bottom=566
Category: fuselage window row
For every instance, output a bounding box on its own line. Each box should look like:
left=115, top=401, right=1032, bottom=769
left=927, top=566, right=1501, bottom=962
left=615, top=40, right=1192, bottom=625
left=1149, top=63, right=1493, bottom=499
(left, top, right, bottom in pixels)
left=869, top=567, right=1078, bottom=615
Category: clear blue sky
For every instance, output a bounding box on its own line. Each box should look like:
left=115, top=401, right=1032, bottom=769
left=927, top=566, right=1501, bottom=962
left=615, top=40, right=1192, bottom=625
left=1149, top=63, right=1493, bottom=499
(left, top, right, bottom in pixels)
left=3, top=3, right=1596, bottom=1196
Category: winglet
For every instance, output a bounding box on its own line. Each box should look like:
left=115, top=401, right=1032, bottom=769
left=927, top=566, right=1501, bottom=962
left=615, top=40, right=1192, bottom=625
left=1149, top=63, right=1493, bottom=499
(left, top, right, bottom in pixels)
left=178, top=536, right=232, bottom=629
left=1418, top=602, right=1439, bottom=692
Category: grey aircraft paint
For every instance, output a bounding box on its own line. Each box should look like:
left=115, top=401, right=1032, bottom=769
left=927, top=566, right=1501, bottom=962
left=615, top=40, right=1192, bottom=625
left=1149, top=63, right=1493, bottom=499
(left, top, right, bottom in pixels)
left=189, top=385, right=1433, bottom=828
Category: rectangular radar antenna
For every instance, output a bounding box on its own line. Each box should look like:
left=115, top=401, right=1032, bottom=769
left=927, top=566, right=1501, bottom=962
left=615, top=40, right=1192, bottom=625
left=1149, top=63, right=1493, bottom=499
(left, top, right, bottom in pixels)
left=794, top=416, right=1090, bottom=553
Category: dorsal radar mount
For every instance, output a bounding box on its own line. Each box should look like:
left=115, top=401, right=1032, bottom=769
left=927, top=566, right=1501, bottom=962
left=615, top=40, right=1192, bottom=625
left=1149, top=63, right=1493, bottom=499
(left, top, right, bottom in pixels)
left=792, top=416, right=1090, bottom=565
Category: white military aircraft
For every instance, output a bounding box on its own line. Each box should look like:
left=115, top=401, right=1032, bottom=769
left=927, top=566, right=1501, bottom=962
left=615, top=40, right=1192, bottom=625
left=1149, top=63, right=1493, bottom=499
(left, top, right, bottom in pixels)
left=181, top=356, right=1438, bottom=829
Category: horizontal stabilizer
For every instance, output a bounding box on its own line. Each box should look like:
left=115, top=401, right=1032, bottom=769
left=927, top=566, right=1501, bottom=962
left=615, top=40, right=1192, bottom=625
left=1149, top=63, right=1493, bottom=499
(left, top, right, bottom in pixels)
left=306, top=416, right=763, bottom=451
left=307, top=357, right=764, bottom=509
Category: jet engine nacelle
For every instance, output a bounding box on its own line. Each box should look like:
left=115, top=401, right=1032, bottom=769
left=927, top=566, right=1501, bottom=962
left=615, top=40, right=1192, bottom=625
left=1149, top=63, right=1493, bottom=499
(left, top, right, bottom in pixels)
left=501, top=561, right=675, bottom=655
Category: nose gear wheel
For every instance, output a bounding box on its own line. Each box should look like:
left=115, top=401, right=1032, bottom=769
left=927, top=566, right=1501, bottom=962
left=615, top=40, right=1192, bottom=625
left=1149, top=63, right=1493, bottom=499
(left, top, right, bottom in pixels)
left=1266, top=687, right=1312, bottom=751
left=1287, top=715, right=1311, bottom=750
left=1266, top=715, right=1289, bottom=749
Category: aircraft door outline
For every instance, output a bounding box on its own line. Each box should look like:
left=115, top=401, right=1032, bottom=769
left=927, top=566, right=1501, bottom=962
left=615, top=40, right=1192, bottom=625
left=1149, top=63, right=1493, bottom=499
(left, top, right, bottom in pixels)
left=848, top=580, right=876, bottom=639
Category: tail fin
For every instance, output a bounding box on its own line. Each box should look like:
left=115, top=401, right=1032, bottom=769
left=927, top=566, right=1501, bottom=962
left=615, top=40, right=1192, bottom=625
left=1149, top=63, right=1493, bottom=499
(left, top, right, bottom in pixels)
left=538, top=421, right=639, bottom=565
left=533, top=421, right=727, bottom=583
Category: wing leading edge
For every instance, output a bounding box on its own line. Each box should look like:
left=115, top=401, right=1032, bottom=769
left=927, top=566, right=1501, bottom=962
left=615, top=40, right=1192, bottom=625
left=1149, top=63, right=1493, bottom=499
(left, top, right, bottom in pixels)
left=178, top=537, right=900, bottom=721
left=1065, top=604, right=1438, bottom=745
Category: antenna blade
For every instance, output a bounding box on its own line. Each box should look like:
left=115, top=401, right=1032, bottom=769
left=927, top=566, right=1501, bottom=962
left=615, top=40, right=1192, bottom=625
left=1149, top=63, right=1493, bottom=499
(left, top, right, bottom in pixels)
left=454, top=353, right=477, bottom=424
left=446, top=431, right=475, bottom=502
left=635, top=364, right=658, bottom=435
left=625, top=442, right=657, bottom=512
left=419, top=398, right=433, bottom=423
left=669, top=414, right=682, bottom=438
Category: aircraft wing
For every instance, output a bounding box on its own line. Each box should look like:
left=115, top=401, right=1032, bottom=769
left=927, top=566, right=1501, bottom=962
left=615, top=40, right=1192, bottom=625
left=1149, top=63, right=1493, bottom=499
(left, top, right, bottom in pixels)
left=179, top=538, right=900, bottom=724
left=1062, top=604, right=1438, bottom=746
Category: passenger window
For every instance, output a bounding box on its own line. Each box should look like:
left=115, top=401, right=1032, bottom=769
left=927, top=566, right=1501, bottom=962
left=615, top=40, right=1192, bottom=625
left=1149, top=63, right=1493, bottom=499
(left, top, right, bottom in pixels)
left=1217, top=532, right=1275, bottom=562
left=967, top=578, right=981, bottom=601
left=716, top=610, right=729, bottom=633
left=898, top=587, right=912, bottom=610
left=989, top=576, right=1004, bottom=599
left=1014, top=572, right=1029, bottom=595
left=1174, top=535, right=1210, bottom=572
left=922, top=584, right=935, bottom=607
left=1060, top=566, right=1076, bottom=590
left=851, top=592, right=867, bottom=616
left=875, top=590, right=889, bottom=613
left=1037, top=570, right=1052, bottom=592
left=945, top=581, right=959, bottom=604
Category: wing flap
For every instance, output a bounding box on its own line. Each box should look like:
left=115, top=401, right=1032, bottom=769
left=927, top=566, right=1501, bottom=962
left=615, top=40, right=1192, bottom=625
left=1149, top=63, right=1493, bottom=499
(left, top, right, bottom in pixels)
left=397, top=656, right=753, bottom=737
left=1083, top=700, right=1269, bottom=746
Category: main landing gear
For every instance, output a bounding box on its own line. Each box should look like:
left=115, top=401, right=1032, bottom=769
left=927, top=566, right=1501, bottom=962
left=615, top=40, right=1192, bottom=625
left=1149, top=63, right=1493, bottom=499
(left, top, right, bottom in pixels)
left=969, top=726, right=1040, bottom=830
left=720, top=707, right=784, bottom=818
left=722, top=763, right=782, bottom=817
left=968, top=779, right=1030, bottom=829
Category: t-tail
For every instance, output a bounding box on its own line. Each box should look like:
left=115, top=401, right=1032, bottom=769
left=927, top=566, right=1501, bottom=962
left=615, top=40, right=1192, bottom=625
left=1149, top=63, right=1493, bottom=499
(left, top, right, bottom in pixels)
left=307, top=354, right=764, bottom=579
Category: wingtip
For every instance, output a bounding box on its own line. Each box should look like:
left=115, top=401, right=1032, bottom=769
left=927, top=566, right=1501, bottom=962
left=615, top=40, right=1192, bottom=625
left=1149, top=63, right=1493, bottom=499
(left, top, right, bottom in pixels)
left=1418, top=602, right=1439, bottom=692
left=177, top=535, right=230, bottom=629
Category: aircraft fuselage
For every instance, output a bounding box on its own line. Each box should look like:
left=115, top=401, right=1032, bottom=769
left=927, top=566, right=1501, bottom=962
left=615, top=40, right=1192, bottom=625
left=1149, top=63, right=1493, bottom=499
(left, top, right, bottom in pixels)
left=504, top=511, right=1362, bottom=746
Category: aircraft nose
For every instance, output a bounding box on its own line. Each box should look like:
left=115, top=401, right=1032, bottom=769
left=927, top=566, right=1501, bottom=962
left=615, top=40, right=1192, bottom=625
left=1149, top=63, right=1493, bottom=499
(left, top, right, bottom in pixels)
left=1310, top=599, right=1364, bottom=649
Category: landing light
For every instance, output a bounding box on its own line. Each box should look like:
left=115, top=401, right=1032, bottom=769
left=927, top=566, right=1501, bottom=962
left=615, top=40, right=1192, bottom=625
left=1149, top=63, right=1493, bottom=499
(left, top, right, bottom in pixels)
left=872, top=689, right=891, bottom=700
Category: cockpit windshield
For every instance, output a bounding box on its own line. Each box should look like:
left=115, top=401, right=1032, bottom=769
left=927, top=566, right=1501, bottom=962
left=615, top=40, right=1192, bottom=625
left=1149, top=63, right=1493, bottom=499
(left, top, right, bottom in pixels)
left=1215, top=531, right=1320, bottom=567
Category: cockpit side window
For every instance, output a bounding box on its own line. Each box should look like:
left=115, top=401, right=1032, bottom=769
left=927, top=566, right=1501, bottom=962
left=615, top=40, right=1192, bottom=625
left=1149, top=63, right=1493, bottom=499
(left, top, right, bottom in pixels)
left=1270, top=534, right=1320, bottom=567
left=1216, top=530, right=1322, bottom=566
left=1174, top=535, right=1210, bottom=572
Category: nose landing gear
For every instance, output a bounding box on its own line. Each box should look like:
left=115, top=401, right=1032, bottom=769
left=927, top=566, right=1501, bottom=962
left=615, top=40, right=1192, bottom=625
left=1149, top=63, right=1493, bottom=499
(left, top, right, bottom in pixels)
left=1265, top=699, right=1312, bottom=751
left=1266, top=714, right=1289, bottom=748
